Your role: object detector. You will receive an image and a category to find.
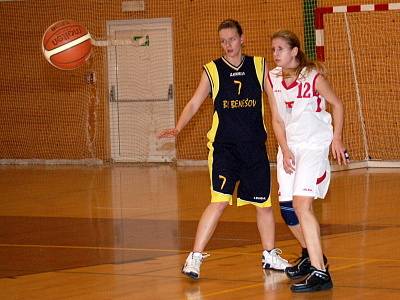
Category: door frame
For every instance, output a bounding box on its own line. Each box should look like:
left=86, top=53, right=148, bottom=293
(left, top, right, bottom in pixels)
left=106, top=18, right=175, bottom=162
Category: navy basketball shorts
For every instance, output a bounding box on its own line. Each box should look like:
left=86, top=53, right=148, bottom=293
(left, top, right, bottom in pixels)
left=207, top=142, right=272, bottom=207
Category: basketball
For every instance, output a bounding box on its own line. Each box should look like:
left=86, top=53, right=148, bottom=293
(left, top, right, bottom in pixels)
left=42, top=20, right=92, bottom=70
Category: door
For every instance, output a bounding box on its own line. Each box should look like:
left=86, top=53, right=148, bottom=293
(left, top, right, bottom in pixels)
left=107, top=18, right=175, bottom=162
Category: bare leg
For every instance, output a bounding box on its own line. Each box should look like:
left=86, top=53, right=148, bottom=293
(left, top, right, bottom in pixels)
left=287, top=224, right=307, bottom=248
left=293, top=196, right=325, bottom=270
left=193, top=202, right=228, bottom=252
left=256, top=206, right=275, bottom=250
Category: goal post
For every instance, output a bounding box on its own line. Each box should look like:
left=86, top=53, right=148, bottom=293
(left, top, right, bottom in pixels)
left=313, top=2, right=400, bottom=168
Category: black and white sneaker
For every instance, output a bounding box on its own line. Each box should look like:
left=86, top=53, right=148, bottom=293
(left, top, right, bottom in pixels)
left=291, top=267, right=333, bottom=292
left=285, top=253, right=328, bottom=280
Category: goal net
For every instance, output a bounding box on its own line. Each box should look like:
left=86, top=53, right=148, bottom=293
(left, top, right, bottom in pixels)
left=319, top=3, right=400, bottom=166
left=0, top=0, right=398, bottom=166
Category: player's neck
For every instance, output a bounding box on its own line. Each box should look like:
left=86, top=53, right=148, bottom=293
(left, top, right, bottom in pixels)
left=223, top=54, right=243, bottom=67
left=282, top=61, right=299, bottom=72
left=282, top=62, right=300, bottom=82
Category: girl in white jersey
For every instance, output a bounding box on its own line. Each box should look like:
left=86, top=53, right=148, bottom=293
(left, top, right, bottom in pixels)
left=268, top=30, right=349, bottom=292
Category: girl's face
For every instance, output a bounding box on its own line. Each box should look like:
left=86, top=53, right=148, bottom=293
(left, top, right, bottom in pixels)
left=219, top=28, right=243, bottom=58
left=271, top=37, right=298, bottom=69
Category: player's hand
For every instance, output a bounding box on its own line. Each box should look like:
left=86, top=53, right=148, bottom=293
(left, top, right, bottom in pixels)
left=282, top=149, right=295, bottom=174
left=157, top=128, right=179, bottom=138
left=331, top=137, right=349, bottom=165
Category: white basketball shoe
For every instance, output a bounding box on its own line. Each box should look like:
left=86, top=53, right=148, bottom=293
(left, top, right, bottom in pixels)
left=262, top=248, right=290, bottom=271
left=182, top=252, right=209, bottom=279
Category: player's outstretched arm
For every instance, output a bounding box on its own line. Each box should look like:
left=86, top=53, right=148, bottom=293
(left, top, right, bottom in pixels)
left=158, top=71, right=211, bottom=138
left=315, top=75, right=349, bottom=165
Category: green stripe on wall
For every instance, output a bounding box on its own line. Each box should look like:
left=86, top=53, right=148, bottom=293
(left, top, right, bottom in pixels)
left=304, top=0, right=317, bottom=60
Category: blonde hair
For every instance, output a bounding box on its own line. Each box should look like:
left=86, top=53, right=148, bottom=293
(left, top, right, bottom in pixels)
left=271, top=30, right=326, bottom=77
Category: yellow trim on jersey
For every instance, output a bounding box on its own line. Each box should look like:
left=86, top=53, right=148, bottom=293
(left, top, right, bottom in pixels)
left=253, top=56, right=265, bottom=90
left=237, top=196, right=272, bottom=207
left=206, top=111, right=219, bottom=144
left=221, top=56, right=245, bottom=71
left=253, top=56, right=267, bottom=132
left=204, top=61, right=219, bottom=100
left=261, top=94, right=267, bottom=132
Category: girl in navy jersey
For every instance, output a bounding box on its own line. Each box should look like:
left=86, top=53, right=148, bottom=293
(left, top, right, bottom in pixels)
left=268, top=29, right=349, bottom=292
left=159, top=19, right=290, bottom=280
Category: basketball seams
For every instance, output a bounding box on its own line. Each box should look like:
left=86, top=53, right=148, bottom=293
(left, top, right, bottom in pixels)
left=44, top=33, right=91, bottom=57
left=50, top=40, right=92, bottom=66
left=51, top=56, right=88, bottom=69
left=42, top=20, right=92, bottom=70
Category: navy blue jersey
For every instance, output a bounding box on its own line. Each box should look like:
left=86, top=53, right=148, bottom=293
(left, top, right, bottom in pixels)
left=204, top=55, right=267, bottom=144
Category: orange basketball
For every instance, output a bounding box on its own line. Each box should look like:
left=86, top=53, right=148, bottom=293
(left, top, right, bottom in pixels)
left=42, top=20, right=92, bottom=70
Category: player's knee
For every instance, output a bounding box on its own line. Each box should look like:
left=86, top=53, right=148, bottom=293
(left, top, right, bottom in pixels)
left=255, top=205, right=273, bottom=215
left=279, top=201, right=299, bottom=226
left=210, top=201, right=229, bottom=212
left=292, top=199, right=312, bottom=215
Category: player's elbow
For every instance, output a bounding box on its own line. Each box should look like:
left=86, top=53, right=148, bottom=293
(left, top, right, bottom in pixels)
left=331, top=99, right=344, bottom=114
left=272, top=116, right=284, bottom=128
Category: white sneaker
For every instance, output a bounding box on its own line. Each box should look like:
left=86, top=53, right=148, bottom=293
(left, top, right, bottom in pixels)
left=262, top=248, right=290, bottom=271
left=182, top=252, right=209, bottom=279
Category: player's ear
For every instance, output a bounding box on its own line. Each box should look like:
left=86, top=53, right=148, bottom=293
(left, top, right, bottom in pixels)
left=292, top=46, right=299, bottom=57
left=240, top=34, right=245, bottom=45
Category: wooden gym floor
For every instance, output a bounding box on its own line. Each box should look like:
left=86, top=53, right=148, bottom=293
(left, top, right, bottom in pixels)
left=0, top=164, right=399, bottom=299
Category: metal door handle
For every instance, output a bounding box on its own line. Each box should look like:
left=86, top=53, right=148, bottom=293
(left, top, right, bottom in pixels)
left=168, top=84, right=173, bottom=101
left=109, top=85, right=116, bottom=102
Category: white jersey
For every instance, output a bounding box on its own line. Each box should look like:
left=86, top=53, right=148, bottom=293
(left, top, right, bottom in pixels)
left=268, top=67, right=333, bottom=148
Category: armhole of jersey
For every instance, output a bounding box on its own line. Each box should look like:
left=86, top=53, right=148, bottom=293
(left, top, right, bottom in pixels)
left=313, top=72, right=320, bottom=96
left=203, top=62, right=219, bottom=100
left=253, top=56, right=265, bottom=91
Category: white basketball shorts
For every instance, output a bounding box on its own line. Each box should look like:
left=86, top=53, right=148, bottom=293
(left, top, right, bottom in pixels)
left=277, top=145, right=330, bottom=202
